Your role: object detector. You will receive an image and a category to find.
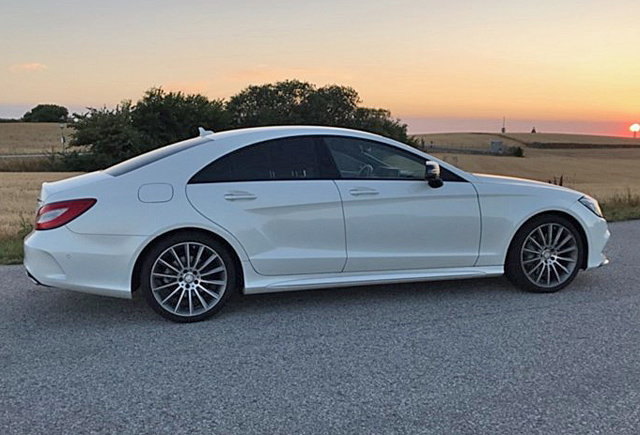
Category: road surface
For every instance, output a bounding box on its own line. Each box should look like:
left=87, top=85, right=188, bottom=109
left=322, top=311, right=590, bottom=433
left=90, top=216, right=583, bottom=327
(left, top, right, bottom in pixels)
left=1, top=221, right=639, bottom=434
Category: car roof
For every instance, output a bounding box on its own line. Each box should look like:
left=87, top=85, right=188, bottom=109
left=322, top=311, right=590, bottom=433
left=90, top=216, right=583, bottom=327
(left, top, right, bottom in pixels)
left=207, top=125, right=397, bottom=143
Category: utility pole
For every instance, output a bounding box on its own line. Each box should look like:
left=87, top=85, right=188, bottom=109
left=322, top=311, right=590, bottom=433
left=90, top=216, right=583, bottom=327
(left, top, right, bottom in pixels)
left=59, top=123, right=66, bottom=152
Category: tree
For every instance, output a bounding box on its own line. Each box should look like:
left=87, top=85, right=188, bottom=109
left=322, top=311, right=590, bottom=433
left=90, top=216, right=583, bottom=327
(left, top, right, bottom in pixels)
left=351, top=108, right=415, bottom=145
left=131, top=88, right=228, bottom=150
left=298, top=85, right=360, bottom=126
left=22, top=104, right=69, bottom=122
left=65, top=81, right=415, bottom=171
left=227, top=80, right=413, bottom=144
left=226, top=80, right=315, bottom=127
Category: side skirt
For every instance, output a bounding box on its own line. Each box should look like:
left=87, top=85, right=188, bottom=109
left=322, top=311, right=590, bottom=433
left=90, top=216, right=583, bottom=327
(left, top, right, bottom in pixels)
left=242, top=264, right=504, bottom=295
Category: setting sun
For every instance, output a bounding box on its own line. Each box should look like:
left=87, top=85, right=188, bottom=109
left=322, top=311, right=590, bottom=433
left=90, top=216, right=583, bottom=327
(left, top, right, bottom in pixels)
left=631, top=123, right=640, bottom=137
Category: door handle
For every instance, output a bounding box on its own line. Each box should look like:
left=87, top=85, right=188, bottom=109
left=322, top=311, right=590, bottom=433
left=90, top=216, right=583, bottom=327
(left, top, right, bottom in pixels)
left=224, top=191, right=257, bottom=201
left=349, top=187, right=379, bottom=196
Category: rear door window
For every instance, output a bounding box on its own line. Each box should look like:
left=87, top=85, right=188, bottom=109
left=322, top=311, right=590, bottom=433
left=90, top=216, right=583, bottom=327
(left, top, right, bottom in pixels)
left=189, top=136, right=337, bottom=183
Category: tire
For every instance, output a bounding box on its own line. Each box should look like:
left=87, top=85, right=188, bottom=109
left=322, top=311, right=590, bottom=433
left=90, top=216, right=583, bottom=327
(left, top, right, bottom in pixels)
left=505, top=215, right=584, bottom=293
left=140, top=231, right=238, bottom=322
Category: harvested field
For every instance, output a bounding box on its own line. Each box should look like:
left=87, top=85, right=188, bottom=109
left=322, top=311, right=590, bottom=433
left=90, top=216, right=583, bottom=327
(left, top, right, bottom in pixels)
left=0, top=172, right=81, bottom=237
left=434, top=147, right=640, bottom=199
left=0, top=122, right=74, bottom=155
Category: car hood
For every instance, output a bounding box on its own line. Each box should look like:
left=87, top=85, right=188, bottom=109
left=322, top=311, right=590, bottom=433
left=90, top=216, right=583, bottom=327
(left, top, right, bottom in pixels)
left=472, top=173, right=582, bottom=195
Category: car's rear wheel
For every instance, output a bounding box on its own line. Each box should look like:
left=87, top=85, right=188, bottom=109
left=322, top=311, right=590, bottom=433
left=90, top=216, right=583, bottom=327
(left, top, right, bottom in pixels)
left=506, top=215, right=584, bottom=293
left=140, top=232, right=237, bottom=322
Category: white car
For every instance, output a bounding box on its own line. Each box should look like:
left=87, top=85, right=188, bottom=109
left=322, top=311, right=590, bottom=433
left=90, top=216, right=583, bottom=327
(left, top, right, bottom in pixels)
left=24, top=126, right=610, bottom=322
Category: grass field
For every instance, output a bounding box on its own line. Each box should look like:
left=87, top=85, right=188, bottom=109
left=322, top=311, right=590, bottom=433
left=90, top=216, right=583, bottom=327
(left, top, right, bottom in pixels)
left=0, top=122, right=74, bottom=155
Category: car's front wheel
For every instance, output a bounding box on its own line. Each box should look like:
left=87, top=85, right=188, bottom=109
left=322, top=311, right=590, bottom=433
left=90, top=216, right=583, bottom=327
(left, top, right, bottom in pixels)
left=140, top=232, right=237, bottom=322
left=506, top=215, right=584, bottom=293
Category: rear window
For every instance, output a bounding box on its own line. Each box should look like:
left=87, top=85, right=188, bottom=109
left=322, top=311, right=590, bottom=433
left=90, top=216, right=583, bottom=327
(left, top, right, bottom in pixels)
left=104, top=137, right=210, bottom=176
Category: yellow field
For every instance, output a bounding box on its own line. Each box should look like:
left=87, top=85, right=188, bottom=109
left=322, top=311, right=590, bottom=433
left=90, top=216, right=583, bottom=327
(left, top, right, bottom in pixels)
left=505, top=133, right=640, bottom=146
left=0, top=122, right=74, bottom=154
left=0, top=172, right=82, bottom=237
left=2, top=145, right=639, bottom=238
left=434, top=147, right=640, bottom=199
left=1, top=129, right=639, bottom=238
left=415, top=131, right=640, bottom=197
left=414, top=132, right=640, bottom=150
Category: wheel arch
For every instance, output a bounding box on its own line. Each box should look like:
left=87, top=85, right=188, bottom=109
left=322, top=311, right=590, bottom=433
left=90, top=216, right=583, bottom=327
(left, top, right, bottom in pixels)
left=507, top=210, right=589, bottom=270
left=130, top=227, right=245, bottom=293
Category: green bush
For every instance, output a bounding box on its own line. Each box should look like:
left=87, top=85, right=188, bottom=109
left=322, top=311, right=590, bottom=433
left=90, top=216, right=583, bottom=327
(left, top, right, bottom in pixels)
left=67, top=90, right=229, bottom=170
left=67, top=101, right=146, bottom=171
left=506, top=146, right=524, bottom=157
left=132, top=88, right=228, bottom=150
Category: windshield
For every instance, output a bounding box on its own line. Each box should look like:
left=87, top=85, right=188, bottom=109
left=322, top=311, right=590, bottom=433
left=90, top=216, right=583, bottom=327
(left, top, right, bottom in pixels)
left=104, top=136, right=210, bottom=176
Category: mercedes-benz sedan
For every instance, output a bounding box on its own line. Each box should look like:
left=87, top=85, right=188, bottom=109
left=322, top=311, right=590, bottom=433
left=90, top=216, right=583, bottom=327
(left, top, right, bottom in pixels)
left=24, top=126, right=610, bottom=322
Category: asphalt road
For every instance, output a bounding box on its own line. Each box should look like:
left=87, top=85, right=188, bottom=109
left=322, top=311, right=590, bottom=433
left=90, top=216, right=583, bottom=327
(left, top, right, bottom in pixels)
left=1, top=221, right=639, bottom=435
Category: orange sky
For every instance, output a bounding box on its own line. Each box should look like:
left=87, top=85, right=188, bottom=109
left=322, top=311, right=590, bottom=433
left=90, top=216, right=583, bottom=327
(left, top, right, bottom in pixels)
left=1, top=0, right=639, bottom=134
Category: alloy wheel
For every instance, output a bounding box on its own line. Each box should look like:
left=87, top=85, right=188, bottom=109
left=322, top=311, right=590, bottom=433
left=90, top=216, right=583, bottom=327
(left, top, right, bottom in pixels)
left=520, top=223, right=579, bottom=288
left=150, top=242, right=227, bottom=317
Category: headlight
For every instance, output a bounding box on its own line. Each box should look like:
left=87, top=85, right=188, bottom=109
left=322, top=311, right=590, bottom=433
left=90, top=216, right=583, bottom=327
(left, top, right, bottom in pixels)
left=579, top=196, right=603, bottom=218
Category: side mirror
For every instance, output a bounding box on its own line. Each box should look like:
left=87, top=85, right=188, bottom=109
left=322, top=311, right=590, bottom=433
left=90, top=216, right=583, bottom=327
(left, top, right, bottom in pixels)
left=425, top=161, right=443, bottom=188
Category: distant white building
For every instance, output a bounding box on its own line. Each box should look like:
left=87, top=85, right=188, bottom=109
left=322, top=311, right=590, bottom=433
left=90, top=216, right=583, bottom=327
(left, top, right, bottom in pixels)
left=491, top=140, right=504, bottom=154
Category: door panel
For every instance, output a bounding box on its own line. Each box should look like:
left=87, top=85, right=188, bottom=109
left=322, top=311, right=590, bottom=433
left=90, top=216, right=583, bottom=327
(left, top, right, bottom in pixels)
left=187, top=181, right=346, bottom=276
left=334, top=180, right=481, bottom=272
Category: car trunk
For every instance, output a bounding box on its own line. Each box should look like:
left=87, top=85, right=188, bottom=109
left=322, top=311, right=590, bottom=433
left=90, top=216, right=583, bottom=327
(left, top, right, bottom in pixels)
left=38, top=171, right=111, bottom=206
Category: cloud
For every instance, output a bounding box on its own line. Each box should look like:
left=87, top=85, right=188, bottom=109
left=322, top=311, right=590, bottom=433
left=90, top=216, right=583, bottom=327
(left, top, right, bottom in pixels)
left=9, top=63, right=48, bottom=73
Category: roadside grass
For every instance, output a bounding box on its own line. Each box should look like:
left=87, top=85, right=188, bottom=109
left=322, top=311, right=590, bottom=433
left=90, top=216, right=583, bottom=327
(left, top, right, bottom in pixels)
left=601, top=191, right=640, bottom=222
left=0, top=217, right=33, bottom=265
left=0, top=156, right=54, bottom=172
left=0, top=235, right=27, bottom=265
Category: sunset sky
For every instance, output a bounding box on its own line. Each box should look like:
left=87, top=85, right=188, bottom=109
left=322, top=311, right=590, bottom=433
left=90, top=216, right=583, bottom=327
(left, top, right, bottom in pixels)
left=1, top=0, right=639, bottom=135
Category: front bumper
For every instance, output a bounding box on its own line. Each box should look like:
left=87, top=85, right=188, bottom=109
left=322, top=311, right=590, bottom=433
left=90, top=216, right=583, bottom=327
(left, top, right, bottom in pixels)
left=24, top=227, right=146, bottom=299
left=569, top=201, right=610, bottom=269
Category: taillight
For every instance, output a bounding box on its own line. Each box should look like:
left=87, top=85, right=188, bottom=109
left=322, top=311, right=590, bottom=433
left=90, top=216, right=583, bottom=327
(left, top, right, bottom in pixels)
left=35, top=199, right=97, bottom=230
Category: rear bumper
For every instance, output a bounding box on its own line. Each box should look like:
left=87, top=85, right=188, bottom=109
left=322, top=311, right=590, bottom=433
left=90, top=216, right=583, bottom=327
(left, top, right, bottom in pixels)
left=23, top=227, right=146, bottom=299
left=26, top=270, right=47, bottom=286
